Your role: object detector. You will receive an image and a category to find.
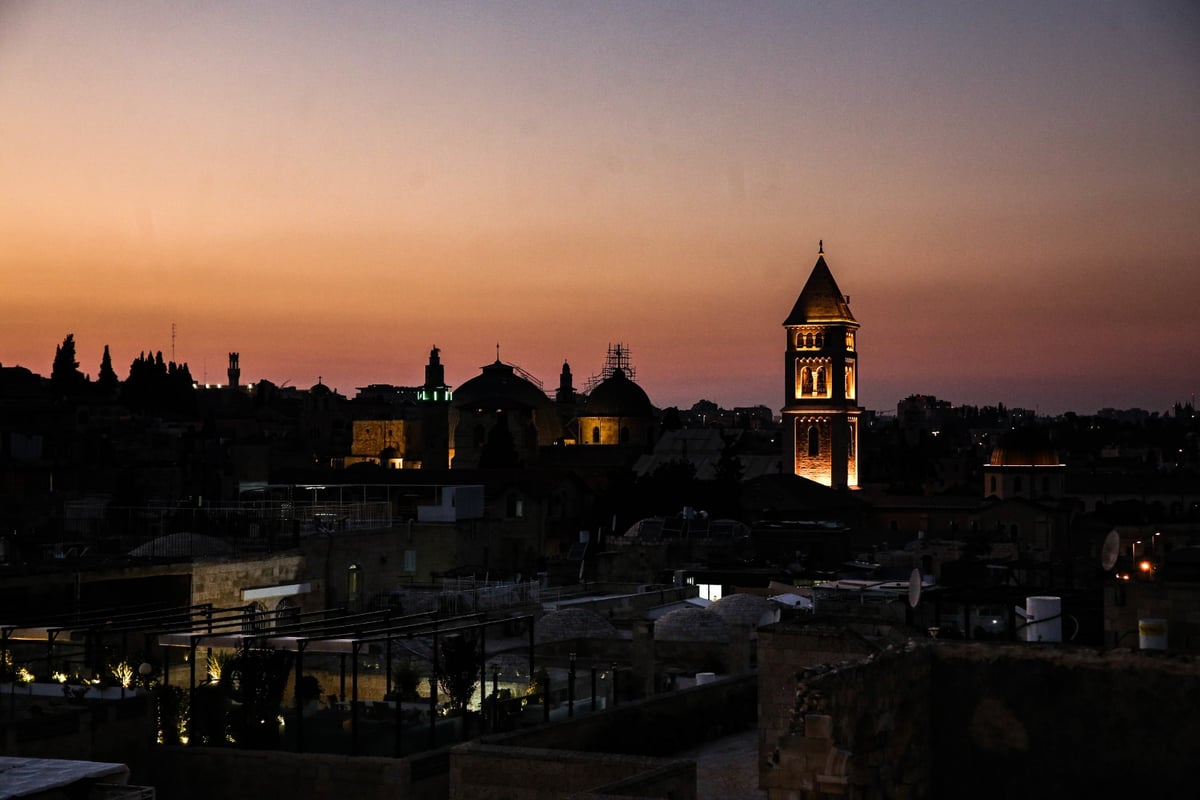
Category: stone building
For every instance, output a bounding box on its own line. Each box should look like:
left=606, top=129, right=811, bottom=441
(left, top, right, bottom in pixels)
left=452, top=357, right=562, bottom=469
left=576, top=367, right=656, bottom=450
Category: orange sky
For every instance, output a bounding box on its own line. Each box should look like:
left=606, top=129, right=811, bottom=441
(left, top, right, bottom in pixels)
left=2, top=2, right=1197, bottom=414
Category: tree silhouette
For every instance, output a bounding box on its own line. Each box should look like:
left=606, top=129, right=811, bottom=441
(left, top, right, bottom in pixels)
left=436, top=630, right=480, bottom=715
left=97, top=344, right=119, bottom=394
left=51, top=333, right=86, bottom=394
left=479, top=413, right=520, bottom=469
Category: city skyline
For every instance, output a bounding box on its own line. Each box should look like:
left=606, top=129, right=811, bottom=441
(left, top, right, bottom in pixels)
left=2, top=2, right=1197, bottom=414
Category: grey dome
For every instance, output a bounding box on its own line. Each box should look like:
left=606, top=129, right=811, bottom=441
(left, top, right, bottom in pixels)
left=535, top=608, right=620, bottom=644
left=709, top=593, right=777, bottom=628
left=654, top=606, right=728, bottom=643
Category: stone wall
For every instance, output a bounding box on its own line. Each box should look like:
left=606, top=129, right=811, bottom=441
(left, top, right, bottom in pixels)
left=191, top=553, right=311, bottom=611
left=759, top=630, right=1200, bottom=799
left=759, top=644, right=932, bottom=800
left=930, top=643, right=1200, bottom=798
left=757, top=618, right=885, bottom=778
left=449, top=743, right=694, bottom=800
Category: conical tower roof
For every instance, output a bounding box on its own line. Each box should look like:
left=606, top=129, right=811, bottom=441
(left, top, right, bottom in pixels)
left=783, top=247, right=856, bottom=326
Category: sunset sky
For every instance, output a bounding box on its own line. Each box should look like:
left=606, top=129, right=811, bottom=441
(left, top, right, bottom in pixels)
left=2, top=1, right=1197, bottom=415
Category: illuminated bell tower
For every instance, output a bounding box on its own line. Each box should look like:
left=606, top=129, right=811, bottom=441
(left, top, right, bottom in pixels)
left=782, top=242, right=861, bottom=488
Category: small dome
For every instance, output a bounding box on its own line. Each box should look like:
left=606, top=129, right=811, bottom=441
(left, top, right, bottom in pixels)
left=709, top=593, right=778, bottom=628
left=454, top=361, right=549, bottom=411
left=584, top=368, right=653, bottom=417
left=535, top=609, right=620, bottom=644
left=654, top=606, right=728, bottom=643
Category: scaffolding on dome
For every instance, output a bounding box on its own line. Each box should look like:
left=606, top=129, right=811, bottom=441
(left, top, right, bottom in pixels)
left=583, top=343, right=636, bottom=394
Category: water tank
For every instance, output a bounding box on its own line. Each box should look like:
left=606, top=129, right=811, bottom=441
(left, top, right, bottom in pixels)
left=1138, top=618, right=1168, bottom=651
left=1024, top=596, right=1062, bottom=643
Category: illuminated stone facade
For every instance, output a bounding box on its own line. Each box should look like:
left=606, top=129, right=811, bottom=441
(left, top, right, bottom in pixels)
left=782, top=245, right=861, bottom=488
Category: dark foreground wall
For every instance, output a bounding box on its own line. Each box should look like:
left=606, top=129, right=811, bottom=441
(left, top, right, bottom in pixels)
left=759, top=633, right=1200, bottom=800
left=931, top=644, right=1200, bottom=798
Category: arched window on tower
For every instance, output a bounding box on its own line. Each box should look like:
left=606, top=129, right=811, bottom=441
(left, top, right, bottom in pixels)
left=815, top=367, right=827, bottom=396
left=592, top=426, right=601, bottom=444
left=804, top=333, right=814, bottom=348
left=815, top=332, right=824, bottom=348
left=845, top=365, right=855, bottom=399
left=800, top=367, right=813, bottom=396
left=847, top=421, right=855, bottom=458
left=808, top=426, right=820, bottom=457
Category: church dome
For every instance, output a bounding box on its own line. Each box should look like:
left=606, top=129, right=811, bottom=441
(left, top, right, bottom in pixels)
left=454, top=361, right=550, bottom=411
left=584, top=369, right=653, bottom=417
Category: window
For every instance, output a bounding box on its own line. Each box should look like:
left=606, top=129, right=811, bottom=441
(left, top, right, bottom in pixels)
left=275, top=598, right=300, bottom=629
left=815, top=333, right=824, bottom=348
left=815, top=367, right=826, bottom=396
left=800, top=367, right=813, bottom=396
left=347, top=564, right=363, bottom=612
left=808, top=426, right=820, bottom=456
left=403, top=550, right=416, bottom=572
left=592, top=426, right=601, bottom=444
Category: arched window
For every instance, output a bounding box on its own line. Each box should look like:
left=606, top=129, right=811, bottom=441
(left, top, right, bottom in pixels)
left=847, top=422, right=855, bottom=457
left=592, top=426, right=601, bottom=444
left=808, top=426, right=820, bottom=457
left=275, top=598, right=300, bottom=629
left=347, top=563, right=363, bottom=612
left=804, top=333, right=814, bottom=348
left=815, top=333, right=824, bottom=348
left=800, top=367, right=813, bottom=395
left=243, top=601, right=267, bottom=634
left=620, top=426, right=631, bottom=443
left=845, top=365, right=854, bottom=398
left=815, top=367, right=826, bottom=396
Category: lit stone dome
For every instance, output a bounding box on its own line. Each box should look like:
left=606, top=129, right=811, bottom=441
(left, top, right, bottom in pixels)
left=709, top=593, right=778, bottom=628
left=653, top=606, right=728, bottom=643
left=988, top=429, right=1060, bottom=466
left=454, top=361, right=550, bottom=411
left=535, top=608, right=620, bottom=645
left=584, top=368, right=653, bottom=418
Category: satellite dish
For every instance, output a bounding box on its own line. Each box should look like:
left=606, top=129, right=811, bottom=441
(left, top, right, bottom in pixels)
left=1100, top=530, right=1121, bottom=571
left=907, top=568, right=922, bottom=608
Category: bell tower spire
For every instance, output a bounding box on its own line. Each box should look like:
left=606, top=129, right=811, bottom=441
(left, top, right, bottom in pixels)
left=781, top=243, right=861, bottom=488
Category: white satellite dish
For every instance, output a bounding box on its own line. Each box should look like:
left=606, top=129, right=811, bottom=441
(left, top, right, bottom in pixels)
left=907, top=568, right=922, bottom=608
left=1100, top=530, right=1121, bottom=572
